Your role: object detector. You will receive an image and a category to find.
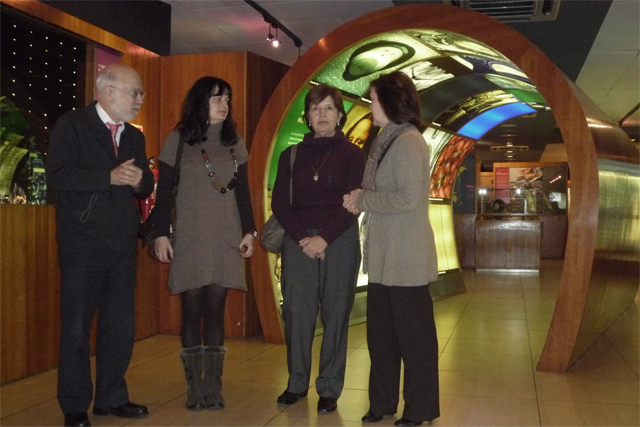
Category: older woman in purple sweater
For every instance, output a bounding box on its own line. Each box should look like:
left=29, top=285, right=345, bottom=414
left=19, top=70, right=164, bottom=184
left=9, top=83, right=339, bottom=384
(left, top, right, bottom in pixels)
left=271, top=84, right=365, bottom=414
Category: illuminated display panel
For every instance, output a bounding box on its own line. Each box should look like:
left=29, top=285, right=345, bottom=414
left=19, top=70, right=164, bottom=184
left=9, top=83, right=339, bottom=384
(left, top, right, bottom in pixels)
left=429, top=203, right=460, bottom=271
left=264, top=29, right=549, bottom=291
left=436, top=89, right=519, bottom=130
left=314, top=32, right=439, bottom=97
left=457, top=102, right=536, bottom=139
left=397, top=59, right=455, bottom=92
left=453, top=55, right=531, bottom=83
left=483, top=74, right=546, bottom=105
left=429, top=135, right=475, bottom=199
left=413, top=29, right=508, bottom=61
left=422, top=127, right=453, bottom=176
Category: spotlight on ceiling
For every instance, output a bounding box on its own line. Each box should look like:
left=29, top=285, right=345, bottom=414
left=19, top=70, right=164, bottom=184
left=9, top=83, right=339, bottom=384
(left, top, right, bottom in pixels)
left=245, top=0, right=302, bottom=51
left=266, top=24, right=274, bottom=42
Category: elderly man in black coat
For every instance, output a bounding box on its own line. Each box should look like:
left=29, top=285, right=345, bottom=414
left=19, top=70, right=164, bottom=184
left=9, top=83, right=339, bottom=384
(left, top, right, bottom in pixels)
left=46, top=63, right=154, bottom=427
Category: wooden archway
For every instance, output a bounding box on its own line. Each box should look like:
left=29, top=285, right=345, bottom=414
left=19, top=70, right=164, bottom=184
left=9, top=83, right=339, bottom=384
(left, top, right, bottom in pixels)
left=248, top=3, right=640, bottom=372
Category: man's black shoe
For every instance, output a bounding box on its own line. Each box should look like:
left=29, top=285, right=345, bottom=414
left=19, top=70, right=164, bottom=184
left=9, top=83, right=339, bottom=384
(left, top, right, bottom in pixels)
left=276, top=389, right=308, bottom=406
left=64, top=412, right=90, bottom=427
left=92, top=402, right=148, bottom=418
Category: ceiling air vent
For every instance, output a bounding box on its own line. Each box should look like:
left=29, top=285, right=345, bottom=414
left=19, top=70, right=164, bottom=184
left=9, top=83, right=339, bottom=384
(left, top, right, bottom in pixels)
left=443, top=0, right=560, bottom=22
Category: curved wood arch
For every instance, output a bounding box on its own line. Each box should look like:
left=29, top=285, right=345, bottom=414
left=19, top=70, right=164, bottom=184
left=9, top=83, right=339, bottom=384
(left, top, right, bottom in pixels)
left=248, top=3, right=640, bottom=371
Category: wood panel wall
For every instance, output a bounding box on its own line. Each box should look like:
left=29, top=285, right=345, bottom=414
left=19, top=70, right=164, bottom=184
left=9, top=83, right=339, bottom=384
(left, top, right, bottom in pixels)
left=0, top=0, right=289, bottom=383
left=247, top=3, right=640, bottom=371
left=0, top=206, right=160, bottom=384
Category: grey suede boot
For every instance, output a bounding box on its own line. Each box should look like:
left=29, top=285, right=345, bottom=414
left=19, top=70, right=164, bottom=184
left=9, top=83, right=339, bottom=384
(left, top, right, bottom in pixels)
left=179, top=346, right=205, bottom=410
left=203, top=345, right=227, bottom=409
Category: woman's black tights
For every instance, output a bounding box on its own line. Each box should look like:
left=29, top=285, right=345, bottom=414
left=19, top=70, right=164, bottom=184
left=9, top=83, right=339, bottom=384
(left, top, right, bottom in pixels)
left=180, top=283, right=228, bottom=348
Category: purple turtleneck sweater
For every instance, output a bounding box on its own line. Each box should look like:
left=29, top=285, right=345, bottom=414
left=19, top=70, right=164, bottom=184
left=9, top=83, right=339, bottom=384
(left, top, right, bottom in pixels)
left=272, top=130, right=365, bottom=245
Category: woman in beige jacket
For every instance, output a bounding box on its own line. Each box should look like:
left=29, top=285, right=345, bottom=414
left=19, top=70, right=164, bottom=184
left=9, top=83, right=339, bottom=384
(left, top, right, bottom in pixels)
left=343, top=71, right=439, bottom=427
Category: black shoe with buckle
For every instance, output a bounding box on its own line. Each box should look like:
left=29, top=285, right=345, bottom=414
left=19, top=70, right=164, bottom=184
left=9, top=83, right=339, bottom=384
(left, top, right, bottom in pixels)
left=276, top=389, right=308, bottom=406
left=64, top=412, right=90, bottom=427
left=317, top=396, right=337, bottom=413
left=92, top=401, right=148, bottom=419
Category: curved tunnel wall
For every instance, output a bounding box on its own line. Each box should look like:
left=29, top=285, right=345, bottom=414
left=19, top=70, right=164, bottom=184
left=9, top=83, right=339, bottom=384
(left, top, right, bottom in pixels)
left=248, top=3, right=640, bottom=372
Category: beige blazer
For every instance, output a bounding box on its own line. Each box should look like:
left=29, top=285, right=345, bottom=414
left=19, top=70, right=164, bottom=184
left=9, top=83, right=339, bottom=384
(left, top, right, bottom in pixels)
left=356, top=127, right=439, bottom=286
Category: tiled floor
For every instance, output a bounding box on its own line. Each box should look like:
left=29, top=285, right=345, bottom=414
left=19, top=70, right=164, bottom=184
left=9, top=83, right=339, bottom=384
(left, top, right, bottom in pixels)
left=2, top=260, right=638, bottom=426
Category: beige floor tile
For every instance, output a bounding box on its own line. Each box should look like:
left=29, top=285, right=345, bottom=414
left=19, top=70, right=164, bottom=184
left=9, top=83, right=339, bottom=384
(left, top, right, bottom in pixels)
left=536, top=371, right=639, bottom=404
left=346, top=323, right=367, bottom=348
left=265, top=412, right=363, bottom=426
left=471, top=287, right=525, bottom=299
left=442, top=338, right=531, bottom=357
left=439, top=351, right=533, bottom=374
left=129, top=335, right=181, bottom=368
left=434, top=316, right=461, bottom=328
left=539, top=399, right=639, bottom=426
left=568, top=336, right=638, bottom=380
left=345, top=348, right=371, bottom=367
left=0, top=392, right=56, bottom=418
left=528, top=333, right=547, bottom=365
left=129, top=399, right=278, bottom=426
left=465, top=297, right=525, bottom=313
left=223, top=360, right=290, bottom=386
left=435, top=325, right=456, bottom=341
left=440, top=371, right=536, bottom=399
left=450, top=318, right=530, bottom=342
left=2, top=262, right=638, bottom=427
left=460, top=308, right=527, bottom=320
left=127, top=352, right=183, bottom=380
left=342, top=365, right=370, bottom=390
left=437, top=394, right=540, bottom=426
left=0, top=399, right=62, bottom=427
left=223, top=381, right=295, bottom=416
left=124, top=369, right=187, bottom=406
left=615, top=344, right=639, bottom=362
left=0, top=369, right=58, bottom=397
left=527, top=317, right=552, bottom=331
left=248, top=344, right=288, bottom=363
left=225, top=338, right=278, bottom=360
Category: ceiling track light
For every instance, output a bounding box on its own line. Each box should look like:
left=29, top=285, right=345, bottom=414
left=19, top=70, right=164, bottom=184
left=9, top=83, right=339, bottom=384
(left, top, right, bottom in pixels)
left=266, top=24, right=274, bottom=42
left=245, top=0, right=303, bottom=53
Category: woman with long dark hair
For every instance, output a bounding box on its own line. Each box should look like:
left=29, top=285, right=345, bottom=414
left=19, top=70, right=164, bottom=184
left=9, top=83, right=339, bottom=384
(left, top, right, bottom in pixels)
left=154, top=76, right=256, bottom=411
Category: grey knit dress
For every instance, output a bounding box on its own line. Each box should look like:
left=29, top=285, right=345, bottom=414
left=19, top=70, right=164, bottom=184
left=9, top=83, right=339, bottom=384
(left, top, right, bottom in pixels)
left=158, top=122, right=249, bottom=294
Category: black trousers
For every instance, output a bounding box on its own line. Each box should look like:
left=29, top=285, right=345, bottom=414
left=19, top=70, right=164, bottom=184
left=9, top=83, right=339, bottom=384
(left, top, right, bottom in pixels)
left=57, top=241, right=137, bottom=413
left=280, top=225, right=360, bottom=399
left=366, top=282, right=440, bottom=422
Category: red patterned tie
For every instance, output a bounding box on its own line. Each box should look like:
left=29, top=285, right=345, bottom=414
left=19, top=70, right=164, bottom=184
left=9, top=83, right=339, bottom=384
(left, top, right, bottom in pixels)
left=106, top=122, right=121, bottom=155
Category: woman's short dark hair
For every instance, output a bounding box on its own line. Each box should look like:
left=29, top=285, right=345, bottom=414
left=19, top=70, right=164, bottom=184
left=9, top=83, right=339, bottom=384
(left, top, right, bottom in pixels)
left=175, top=76, right=238, bottom=146
left=302, top=84, right=347, bottom=131
left=369, top=71, right=421, bottom=127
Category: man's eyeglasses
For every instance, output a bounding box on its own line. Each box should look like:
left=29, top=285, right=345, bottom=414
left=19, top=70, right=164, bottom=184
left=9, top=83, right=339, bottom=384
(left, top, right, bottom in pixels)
left=109, top=85, right=146, bottom=100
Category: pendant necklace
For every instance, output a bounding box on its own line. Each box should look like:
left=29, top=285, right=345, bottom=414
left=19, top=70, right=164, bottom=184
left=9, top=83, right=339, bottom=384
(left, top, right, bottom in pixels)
left=199, top=142, right=239, bottom=194
left=308, top=146, right=333, bottom=182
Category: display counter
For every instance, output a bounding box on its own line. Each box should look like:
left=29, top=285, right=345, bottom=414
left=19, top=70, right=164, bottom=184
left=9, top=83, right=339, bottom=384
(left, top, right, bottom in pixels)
left=475, top=214, right=541, bottom=270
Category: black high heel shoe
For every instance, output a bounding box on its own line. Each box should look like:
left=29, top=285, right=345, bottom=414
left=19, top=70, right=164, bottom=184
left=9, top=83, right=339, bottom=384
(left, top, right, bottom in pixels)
left=394, top=418, right=423, bottom=427
left=362, top=412, right=384, bottom=423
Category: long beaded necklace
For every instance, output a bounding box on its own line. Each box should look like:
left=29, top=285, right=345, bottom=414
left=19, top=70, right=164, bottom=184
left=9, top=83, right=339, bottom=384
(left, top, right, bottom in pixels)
left=199, top=142, right=239, bottom=194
